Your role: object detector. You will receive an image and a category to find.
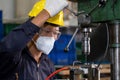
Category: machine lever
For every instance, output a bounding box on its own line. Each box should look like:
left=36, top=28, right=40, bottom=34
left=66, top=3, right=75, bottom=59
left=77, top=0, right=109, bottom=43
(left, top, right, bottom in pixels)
left=64, top=28, right=79, bottom=52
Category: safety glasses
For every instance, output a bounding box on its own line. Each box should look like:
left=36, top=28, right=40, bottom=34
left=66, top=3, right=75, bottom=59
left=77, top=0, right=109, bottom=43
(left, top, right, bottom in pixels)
left=39, top=28, right=61, bottom=40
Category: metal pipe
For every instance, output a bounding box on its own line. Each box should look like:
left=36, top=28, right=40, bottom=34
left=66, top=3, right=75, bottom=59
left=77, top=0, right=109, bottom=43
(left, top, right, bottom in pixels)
left=108, top=20, right=120, bottom=80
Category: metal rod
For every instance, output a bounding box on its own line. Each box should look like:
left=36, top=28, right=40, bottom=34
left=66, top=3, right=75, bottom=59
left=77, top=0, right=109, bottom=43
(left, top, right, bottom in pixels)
left=108, top=20, right=120, bottom=80
left=64, top=28, right=79, bottom=52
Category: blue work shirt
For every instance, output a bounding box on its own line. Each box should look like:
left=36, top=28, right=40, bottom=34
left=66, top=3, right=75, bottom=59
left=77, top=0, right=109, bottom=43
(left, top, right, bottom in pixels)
left=0, top=20, right=56, bottom=80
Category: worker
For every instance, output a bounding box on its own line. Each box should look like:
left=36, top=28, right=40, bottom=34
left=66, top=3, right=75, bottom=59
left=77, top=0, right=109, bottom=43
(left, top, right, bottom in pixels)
left=0, top=0, right=68, bottom=80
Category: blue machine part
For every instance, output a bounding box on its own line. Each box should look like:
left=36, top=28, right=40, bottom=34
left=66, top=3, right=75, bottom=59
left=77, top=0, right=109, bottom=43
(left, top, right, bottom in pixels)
left=0, top=10, right=4, bottom=40
left=48, top=34, right=77, bottom=65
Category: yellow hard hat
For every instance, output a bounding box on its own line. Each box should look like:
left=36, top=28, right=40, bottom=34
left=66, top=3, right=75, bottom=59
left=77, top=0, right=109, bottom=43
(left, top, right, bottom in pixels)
left=28, top=0, right=64, bottom=26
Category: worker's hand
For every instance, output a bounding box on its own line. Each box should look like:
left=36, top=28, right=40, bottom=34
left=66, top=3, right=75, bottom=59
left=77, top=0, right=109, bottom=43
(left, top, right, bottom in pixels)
left=44, top=0, right=68, bottom=17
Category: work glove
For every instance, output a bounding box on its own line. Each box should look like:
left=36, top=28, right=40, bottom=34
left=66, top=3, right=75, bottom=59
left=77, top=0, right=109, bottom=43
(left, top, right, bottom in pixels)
left=44, top=0, right=68, bottom=17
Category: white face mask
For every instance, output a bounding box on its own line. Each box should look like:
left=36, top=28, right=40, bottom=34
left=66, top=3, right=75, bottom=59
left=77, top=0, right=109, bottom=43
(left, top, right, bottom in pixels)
left=35, top=36, right=55, bottom=55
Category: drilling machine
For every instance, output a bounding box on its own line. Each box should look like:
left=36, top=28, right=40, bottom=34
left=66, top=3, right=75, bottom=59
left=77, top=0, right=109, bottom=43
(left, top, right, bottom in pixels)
left=65, top=0, right=120, bottom=80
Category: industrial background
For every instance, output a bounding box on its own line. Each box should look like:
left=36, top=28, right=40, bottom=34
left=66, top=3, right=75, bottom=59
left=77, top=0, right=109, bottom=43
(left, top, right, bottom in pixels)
left=0, top=0, right=120, bottom=80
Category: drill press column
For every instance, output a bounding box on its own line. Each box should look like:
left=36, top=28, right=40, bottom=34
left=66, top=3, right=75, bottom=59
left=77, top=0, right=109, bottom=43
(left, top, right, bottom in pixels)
left=108, top=21, right=120, bottom=80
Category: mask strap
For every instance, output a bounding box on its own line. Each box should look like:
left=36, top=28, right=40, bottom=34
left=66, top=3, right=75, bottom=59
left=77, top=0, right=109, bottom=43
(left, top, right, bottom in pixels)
left=32, top=39, right=36, bottom=45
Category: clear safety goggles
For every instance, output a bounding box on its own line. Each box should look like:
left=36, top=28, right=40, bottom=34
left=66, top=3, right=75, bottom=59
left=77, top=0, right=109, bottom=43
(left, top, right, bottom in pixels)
left=39, top=28, right=61, bottom=40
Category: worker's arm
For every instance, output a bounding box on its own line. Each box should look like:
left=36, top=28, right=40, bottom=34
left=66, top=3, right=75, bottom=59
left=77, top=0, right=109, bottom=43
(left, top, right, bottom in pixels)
left=0, top=19, right=40, bottom=53
left=31, top=9, right=50, bottom=27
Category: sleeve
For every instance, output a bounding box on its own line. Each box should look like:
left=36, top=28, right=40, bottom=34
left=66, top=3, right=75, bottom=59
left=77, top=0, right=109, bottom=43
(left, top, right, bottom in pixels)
left=0, top=20, right=40, bottom=77
left=0, top=20, right=40, bottom=53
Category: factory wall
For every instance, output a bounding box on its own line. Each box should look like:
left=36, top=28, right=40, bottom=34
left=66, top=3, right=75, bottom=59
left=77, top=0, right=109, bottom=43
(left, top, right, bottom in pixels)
left=15, top=0, right=38, bottom=19
left=0, top=0, right=38, bottom=23
left=0, top=0, right=15, bottom=20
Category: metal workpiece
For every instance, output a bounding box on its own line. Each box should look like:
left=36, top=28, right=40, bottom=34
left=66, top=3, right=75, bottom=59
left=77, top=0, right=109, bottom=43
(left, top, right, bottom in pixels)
left=70, top=68, right=84, bottom=80
left=88, top=64, right=100, bottom=80
left=69, top=62, right=100, bottom=80
left=69, top=61, right=84, bottom=80
left=107, top=20, right=120, bottom=80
